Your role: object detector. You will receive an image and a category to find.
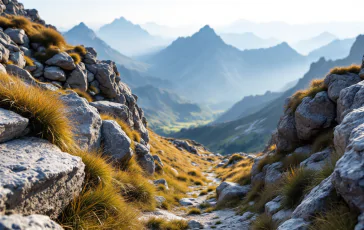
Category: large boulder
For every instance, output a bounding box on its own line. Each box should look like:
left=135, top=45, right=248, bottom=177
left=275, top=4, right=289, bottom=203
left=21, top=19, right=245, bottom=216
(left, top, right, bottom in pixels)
left=4, top=28, right=29, bottom=46
left=264, top=162, right=283, bottom=185
left=333, top=122, right=364, bottom=212
left=0, top=214, right=63, bottom=230
left=93, top=62, right=119, bottom=98
left=90, top=101, right=132, bottom=126
left=300, top=148, right=332, bottom=171
left=216, top=182, right=236, bottom=199
left=265, top=196, right=283, bottom=216
left=0, top=138, right=85, bottom=219
left=44, top=66, right=66, bottom=81
left=67, top=63, right=87, bottom=91
left=134, top=142, right=155, bottom=175
left=60, top=91, right=102, bottom=150
left=276, top=111, right=299, bottom=152
left=0, top=108, right=28, bottom=143
left=337, top=81, right=364, bottom=123
left=323, top=73, right=361, bottom=102
left=292, top=175, right=334, bottom=220
left=45, top=52, right=76, bottom=70
left=295, top=92, right=336, bottom=140
left=217, top=183, right=250, bottom=206
left=101, top=120, right=133, bottom=164
left=9, top=51, right=25, bottom=68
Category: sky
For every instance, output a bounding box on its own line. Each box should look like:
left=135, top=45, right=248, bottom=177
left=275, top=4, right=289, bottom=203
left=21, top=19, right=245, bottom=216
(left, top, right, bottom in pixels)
left=22, top=0, right=364, bottom=31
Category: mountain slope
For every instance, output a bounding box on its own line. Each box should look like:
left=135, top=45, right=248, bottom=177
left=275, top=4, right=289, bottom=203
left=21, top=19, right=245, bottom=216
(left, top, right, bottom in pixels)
left=64, top=22, right=148, bottom=72
left=292, top=32, right=337, bottom=55
left=133, top=85, right=214, bottom=134
left=308, top=38, right=355, bottom=61
left=145, top=25, right=310, bottom=104
left=220, top=32, right=279, bottom=50
left=173, top=34, right=364, bottom=154
left=98, top=17, right=169, bottom=56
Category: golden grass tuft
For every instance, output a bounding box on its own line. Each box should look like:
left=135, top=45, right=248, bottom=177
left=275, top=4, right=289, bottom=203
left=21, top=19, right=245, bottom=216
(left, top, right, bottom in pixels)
left=145, top=217, right=189, bottom=230
left=30, top=27, right=67, bottom=48
left=71, top=88, right=93, bottom=103
left=88, top=85, right=100, bottom=95
left=58, top=186, right=143, bottom=230
left=0, top=73, right=76, bottom=152
left=286, top=79, right=327, bottom=112
left=187, top=207, right=202, bottom=215
left=281, top=167, right=316, bottom=209
left=329, top=64, right=361, bottom=76
left=24, top=56, right=35, bottom=66
left=34, top=46, right=61, bottom=63
left=69, top=52, right=81, bottom=64
left=226, top=154, right=244, bottom=166
left=251, top=213, right=278, bottom=230
left=113, top=171, right=156, bottom=211
left=281, top=152, right=310, bottom=171
left=74, top=45, right=87, bottom=56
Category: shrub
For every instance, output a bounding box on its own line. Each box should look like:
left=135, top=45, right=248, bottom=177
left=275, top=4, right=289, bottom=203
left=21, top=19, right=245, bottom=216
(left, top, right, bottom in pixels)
left=29, top=27, right=67, bottom=48
left=74, top=45, right=87, bottom=56
left=286, top=79, right=327, bottom=112
left=24, top=56, right=35, bottom=66
left=226, top=154, right=244, bottom=166
left=72, top=88, right=93, bottom=103
left=187, top=207, right=201, bottom=215
left=281, top=167, right=316, bottom=209
left=329, top=64, right=361, bottom=76
left=0, top=73, right=76, bottom=152
left=187, top=170, right=202, bottom=177
left=113, top=171, right=156, bottom=211
left=145, top=217, right=189, bottom=230
left=251, top=214, right=278, bottom=230
left=199, top=190, right=208, bottom=196
left=69, top=52, right=81, bottom=64
left=58, top=186, right=142, bottom=230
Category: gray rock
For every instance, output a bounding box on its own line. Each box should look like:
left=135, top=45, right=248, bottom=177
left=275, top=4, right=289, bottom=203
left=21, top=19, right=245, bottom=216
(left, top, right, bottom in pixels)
left=5, top=64, right=34, bottom=83
left=300, top=148, right=332, bottom=171
left=87, top=70, right=94, bottom=82
left=153, top=155, right=164, bottom=167
left=217, top=184, right=250, bottom=206
left=172, top=139, right=199, bottom=155
left=0, top=43, right=9, bottom=63
left=188, top=220, right=203, bottom=229
left=264, top=162, right=283, bottom=185
left=179, top=198, right=196, bottom=206
left=154, top=179, right=168, bottom=189
left=32, top=60, right=44, bottom=78
left=216, top=181, right=236, bottom=199
left=292, top=175, right=334, bottom=220
left=277, top=111, right=299, bottom=152
left=277, top=218, right=309, bottom=230
left=9, top=51, right=25, bottom=68
left=0, top=109, right=28, bottom=143
left=94, top=62, right=119, bottom=98
left=334, top=107, right=364, bottom=155
left=0, top=214, right=63, bottom=230
left=272, top=209, right=292, bottom=223
left=44, top=66, right=66, bottom=81
left=324, top=73, right=361, bottom=102
left=101, top=120, right=133, bottom=164
left=45, top=52, right=76, bottom=70
left=0, top=138, right=85, bottom=219
left=90, top=101, right=131, bottom=126
left=155, top=196, right=166, bottom=208
left=355, top=214, right=364, bottom=230
left=67, top=63, right=87, bottom=91
left=265, top=196, right=282, bottom=216
left=4, top=28, right=29, bottom=46
left=60, top=91, right=102, bottom=150
left=0, top=64, right=6, bottom=74
left=337, top=81, right=364, bottom=123
left=295, top=92, right=336, bottom=140
left=333, top=123, right=364, bottom=212
left=135, top=142, right=155, bottom=175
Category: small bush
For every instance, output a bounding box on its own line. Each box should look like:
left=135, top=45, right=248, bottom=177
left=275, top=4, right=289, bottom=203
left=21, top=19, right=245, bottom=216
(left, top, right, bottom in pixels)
left=193, top=179, right=204, bottom=186
left=251, top=214, right=278, bottom=230
left=113, top=171, right=156, bottom=211
left=72, top=88, right=93, bottom=102
left=24, top=56, right=35, bottom=66
left=0, top=73, right=76, bottom=152
left=145, top=217, right=189, bottom=230
left=286, top=79, right=327, bottom=112
left=199, top=190, right=208, bottom=196
left=74, top=45, right=87, bottom=56
left=69, top=52, right=81, bottom=64
left=30, top=27, right=67, bottom=48
left=207, top=186, right=216, bottom=192
left=281, top=167, right=316, bottom=209
left=226, top=154, right=244, bottom=166
left=329, top=64, right=361, bottom=76
left=187, top=207, right=201, bottom=215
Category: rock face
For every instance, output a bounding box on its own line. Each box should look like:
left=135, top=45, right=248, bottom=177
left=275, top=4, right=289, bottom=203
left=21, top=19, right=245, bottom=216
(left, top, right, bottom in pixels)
left=60, top=91, right=102, bottom=151
left=0, top=108, right=28, bottom=143
left=90, top=101, right=131, bottom=125
left=45, top=52, right=76, bottom=70
left=216, top=182, right=250, bottom=206
left=0, top=214, right=63, bottom=230
left=324, top=73, right=361, bottom=102
left=300, top=148, right=332, bottom=171
left=295, top=92, right=336, bottom=140
left=134, top=142, right=155, bottom=175
left=277, top=218, right=309, bottom=230
left=0, top=138, right=85, bottom=219
left=101, top=120, right=133, bottom=164
left=264, top=162, right=283, bottom=185
left=276, top=111, right=299, bottom=152
left=44, top=66, right=66, bottom=81
left=171, top=139, right=199, bottom=155
left=67, top=63, right=88, bottom=91
left=337, top=81, right=364, bottom=123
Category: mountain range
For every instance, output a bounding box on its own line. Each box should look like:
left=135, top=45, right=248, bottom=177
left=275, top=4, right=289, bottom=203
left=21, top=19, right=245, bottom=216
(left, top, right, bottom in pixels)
left=144, top=25, right=311, bottom=104
left=308, top=38, right=355, bottom=61
left=173, top=34, right=364, bottom=154
left=292, top=32, right=337, bottom=55
left=220, top=32, right=280, bottom=51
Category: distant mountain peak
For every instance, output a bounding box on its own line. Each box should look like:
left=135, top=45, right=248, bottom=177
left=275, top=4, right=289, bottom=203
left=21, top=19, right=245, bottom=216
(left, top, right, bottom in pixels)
left=67, top=22, right=96, bottom=38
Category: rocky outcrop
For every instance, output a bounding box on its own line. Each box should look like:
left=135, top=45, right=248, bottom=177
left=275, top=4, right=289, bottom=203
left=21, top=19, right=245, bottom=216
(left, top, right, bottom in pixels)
left=45, top=52, right=76, bottom=70
left=90, top=101, right=132, bottom=125
left=216, top=182, right=250, bottom=206
left=324, top=73, right=361, bottom=102
left=134, top=142, right=155, bottom=175
left=171, top=139, right=199, bottom=155
left=276, top=111, right=299, bottom=152
left=0, top=138, right=85, bottom=219
left=300, top=148, right=332, bottom=171
left=0, top=108, right=28, bottom=143
left=0, top=214, right=63, bottom=230
left=277, top=218, right=309, bottom=230
left=337, top=81, right=364, bottom=123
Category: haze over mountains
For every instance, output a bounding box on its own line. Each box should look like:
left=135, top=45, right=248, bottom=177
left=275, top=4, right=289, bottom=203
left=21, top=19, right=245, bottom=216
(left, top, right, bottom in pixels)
left=291, top=32, right=337, bottom=55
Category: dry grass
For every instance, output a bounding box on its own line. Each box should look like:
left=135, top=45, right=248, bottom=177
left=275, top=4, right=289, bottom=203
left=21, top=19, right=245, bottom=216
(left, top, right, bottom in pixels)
left=113, top=171, right=156, bottom=211
left=88, top=85, right=100, bottom=94
left=329, top=64, right=361, bottom=76
left=256, top=154, right=283, bottom=173
left=281, top=167, right=316, bottom=209
left=145, top=217, right=189, bottom=230
left=0, top=73, right=76, bottom=152
left=251, top=183, right=282, bottom=213
left=34, top=46, right=61, bottom=63
left=215, top=157, right=253, bottom=185
left=226, top=154, right=244, bottom=166
left=24, top=56, right=35, bottom=66
left=69, top=52, right=81, bottom=64
left=286, top=79, right=327, bottom=112
left=187, top=207, right=202, bottom=215
left=311, top=129, right=334, bottom=154
left=281, top=153, right=310, bottom=171
left=251, top=214, right=278, bottom=230
left=74, top=45, right=87, bottom=56
left=71, top=88, right=93, bottom=102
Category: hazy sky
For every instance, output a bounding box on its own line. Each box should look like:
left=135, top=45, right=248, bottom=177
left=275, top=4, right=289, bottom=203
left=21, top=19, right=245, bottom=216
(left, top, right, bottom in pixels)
left=22, top=0, right=364, bottom=30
